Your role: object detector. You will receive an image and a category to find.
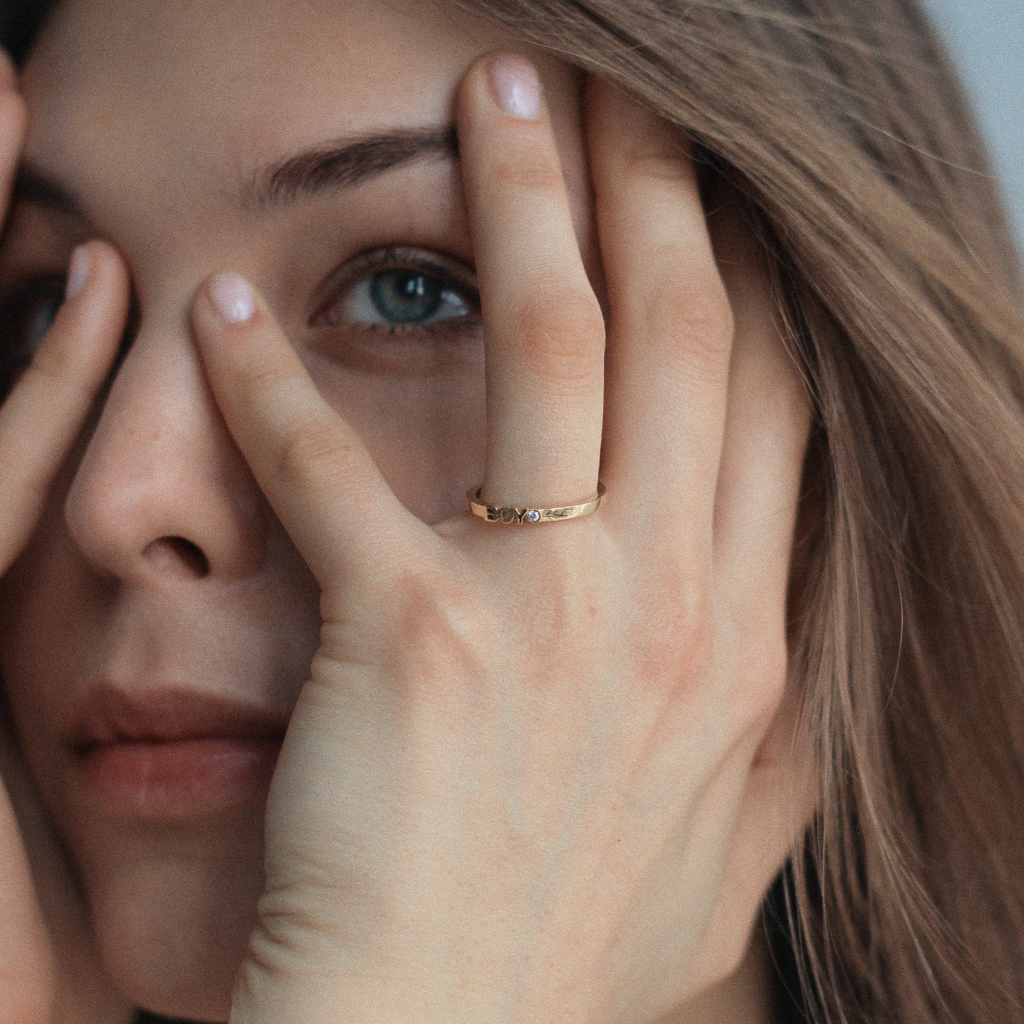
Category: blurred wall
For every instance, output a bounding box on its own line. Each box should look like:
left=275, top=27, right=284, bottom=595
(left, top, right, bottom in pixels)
left=919, top=0, right=1024, bottom=252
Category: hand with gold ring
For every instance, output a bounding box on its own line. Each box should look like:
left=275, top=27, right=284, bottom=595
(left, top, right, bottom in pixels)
left=191, top=51, right=815, bottom=1024
left=466, top=482, right=605, bottom=523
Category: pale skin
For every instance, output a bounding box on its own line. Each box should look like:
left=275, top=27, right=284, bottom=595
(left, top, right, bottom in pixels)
left=0, top=1, right=814, bottom=1021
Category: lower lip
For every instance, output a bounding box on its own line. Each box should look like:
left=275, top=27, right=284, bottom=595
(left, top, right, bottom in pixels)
left=79, top=737, right=281, bottom=817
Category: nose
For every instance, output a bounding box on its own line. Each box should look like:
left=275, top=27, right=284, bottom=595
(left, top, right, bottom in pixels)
left=64, top=306, right=271, bottom=585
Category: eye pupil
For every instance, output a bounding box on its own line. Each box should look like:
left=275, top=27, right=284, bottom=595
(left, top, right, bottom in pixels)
left=370, top=270, right=444, bottom=323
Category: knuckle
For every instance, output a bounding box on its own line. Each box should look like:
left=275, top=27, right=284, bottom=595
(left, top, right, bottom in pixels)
left=388, top=570, right=487, bottom=703
left=735, top=630, right=789, bottom=724
left=508, top=289, right=605, bottom=391
left=643, top=266, right=733, bottom=376
left=631, top=567, right=715, bottom=694
left=490, top=150, right=566, bottom=198
left=275, top=418, right=353, bottom=490
left=621, top=144, right=692, bottom=185
left=236, top=355, right=294, bottom=396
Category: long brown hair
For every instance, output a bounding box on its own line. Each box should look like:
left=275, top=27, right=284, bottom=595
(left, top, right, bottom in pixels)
left=4, top=0, right=1024, bottom=1019
left=449, top=0, right=1024, bottom=1020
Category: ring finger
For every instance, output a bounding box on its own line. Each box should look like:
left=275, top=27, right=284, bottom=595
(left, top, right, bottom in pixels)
left=588, top=78, right=734, bottom=550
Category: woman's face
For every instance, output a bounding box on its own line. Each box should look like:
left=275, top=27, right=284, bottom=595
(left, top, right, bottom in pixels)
left=0, top=0, right=593, bottom=1017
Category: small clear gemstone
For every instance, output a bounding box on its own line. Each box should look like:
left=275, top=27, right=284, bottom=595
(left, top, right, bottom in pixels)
left=525, top=509, right=541, bottom=523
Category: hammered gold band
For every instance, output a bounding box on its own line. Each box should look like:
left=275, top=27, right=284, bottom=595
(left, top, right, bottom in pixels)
left=466, top=483, right=606, bottom=524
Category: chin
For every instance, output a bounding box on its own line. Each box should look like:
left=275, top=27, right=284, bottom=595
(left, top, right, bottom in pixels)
left=81, top=808, right=266, bottom=1022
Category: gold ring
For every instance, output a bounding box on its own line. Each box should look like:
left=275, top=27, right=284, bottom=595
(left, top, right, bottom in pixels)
left=466, top=483, right=606, bottom=524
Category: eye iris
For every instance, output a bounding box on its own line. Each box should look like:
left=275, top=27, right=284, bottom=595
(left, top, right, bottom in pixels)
left=370, top=270, right=443, bottom=323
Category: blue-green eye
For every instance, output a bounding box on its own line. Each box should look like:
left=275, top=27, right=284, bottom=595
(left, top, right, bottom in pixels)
left=370, top=270, right=460, bottom=324
left=315, top=250, right=477, bottom=331
left=0, top=275, right=64, bottom=402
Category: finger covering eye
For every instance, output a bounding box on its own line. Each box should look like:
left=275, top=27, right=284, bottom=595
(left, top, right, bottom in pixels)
left=0, top=275, right=65, bottom=401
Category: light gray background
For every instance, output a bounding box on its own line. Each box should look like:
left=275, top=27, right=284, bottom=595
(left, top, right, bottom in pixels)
left=919, top=0, right=1024, bottom=251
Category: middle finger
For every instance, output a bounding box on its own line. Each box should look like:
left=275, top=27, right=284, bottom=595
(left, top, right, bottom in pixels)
left=456, top=54, right=605, bottom=511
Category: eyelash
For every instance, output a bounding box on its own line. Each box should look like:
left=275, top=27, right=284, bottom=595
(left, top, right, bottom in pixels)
left=0, top=247, right=479, bottom=400
left=310, top=247, right=480, bottom=338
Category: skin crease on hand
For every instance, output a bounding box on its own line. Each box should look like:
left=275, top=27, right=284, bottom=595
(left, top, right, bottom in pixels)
left=0, top=0, right=810, bottom=1021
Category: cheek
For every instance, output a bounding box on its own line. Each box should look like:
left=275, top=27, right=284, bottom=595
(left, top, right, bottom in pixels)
left=83, top=805, right=265, bottom=1019
left=0, top=489, right=314, bottom=1019
left=0, top=493, right=97, bottom=745
left=302, top=339, right=488, bottom=525
left=0, top=496, right=125, bottom=871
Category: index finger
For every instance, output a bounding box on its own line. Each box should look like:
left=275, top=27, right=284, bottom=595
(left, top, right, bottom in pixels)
left=0, top=243, right=130, bottom=573
left=190, top=274, right=417, bottom=589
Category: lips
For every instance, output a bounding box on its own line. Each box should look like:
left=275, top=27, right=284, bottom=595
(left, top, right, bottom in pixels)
left=66, top=686, right=289, bottom=818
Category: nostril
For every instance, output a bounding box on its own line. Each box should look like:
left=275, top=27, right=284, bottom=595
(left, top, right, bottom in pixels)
left=142, top=536, right=211, bottom=579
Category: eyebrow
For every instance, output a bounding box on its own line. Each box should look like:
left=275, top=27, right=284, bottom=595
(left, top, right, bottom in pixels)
left=249, top=125, right=459, bottom=209
left=11, top=124, right=459, bottom=223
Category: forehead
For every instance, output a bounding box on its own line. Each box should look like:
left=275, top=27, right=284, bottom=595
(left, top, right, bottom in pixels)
left=19, top=0, right=516, bottom=226
left=26, top=0, right=505, bottom=130
left=16, top=0, right=589, bottom=290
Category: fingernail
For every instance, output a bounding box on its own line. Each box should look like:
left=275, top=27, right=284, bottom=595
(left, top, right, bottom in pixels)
left=209, top=272, right=255, bottom=324
left=65, top=245, right=90, bottom=301
left=490, top=55, right=541, bottom=120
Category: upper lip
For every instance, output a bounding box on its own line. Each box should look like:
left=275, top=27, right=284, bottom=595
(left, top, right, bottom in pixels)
left=65, top=684, right=289, bottom=753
